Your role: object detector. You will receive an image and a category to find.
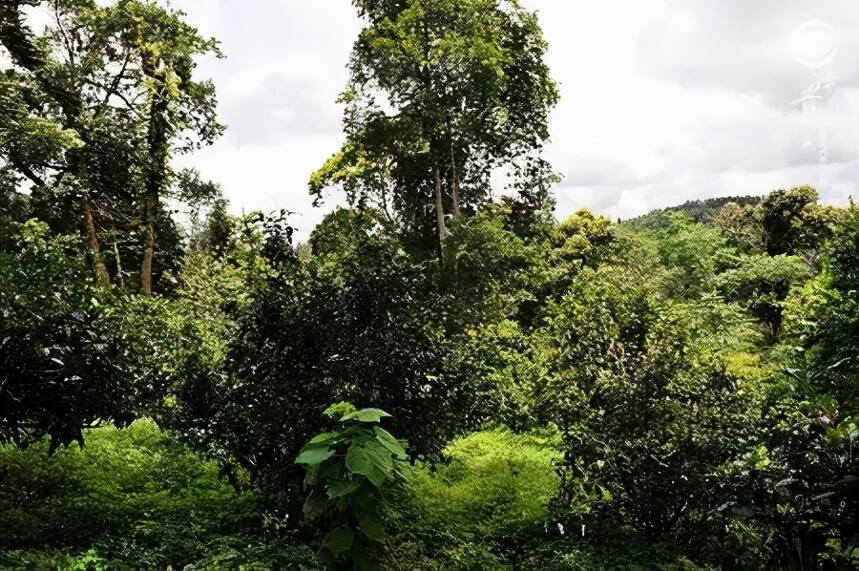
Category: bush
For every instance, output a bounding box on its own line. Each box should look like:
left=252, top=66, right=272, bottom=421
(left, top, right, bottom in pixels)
left=0, top=420, right=266, bottom=568
left=295, top=403, right=410, bottom=569
left=175, top=210, right=500, bottom=514
left=0, top=222, right=143, bottom=448
left=393, top=428, right=562, bottom=568
left=538, top=267, right=767, bottom=555
left=713, top=253, right=807, bottom=337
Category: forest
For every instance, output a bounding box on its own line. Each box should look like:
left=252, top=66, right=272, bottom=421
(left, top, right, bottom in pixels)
left=1, top=1, right=858, bottom=569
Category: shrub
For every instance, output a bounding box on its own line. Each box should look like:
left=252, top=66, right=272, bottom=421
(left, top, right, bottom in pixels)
left=394, top=428, right=562, bottom=567
left=296, top=403, right=410, bottom=569
left=0, top=420, right=265, bottom=568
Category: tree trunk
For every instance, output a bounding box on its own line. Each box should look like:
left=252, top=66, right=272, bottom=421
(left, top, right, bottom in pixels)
left=450, top=147, right=461, bottom=221
left=140, top=197, right=154, bottom=295
left=113, top=241, right=125, bottom=288
left=138, top=62, right=169, bottom=295
left=83, top=196, right=110, bottom=287
left=434, top=165, right=447, bottom=264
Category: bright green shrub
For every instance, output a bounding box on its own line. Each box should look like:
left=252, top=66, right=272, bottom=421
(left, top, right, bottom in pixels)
left=0, top=548, right=117, bottom=571
left=395, top=429, right=562, bottom=567
left=520, top=539, right=712, bottom=570
left=447, top=319, right=547, bottom=431
left=651, top=212, right=728, bottom=299
left=0, top=420, right=265, bottom=568
left=713, top=253, right=808, bottom=337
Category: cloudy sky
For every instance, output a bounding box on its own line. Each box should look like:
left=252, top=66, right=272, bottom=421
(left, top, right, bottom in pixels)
left=17, top=1, right=859, bottom=235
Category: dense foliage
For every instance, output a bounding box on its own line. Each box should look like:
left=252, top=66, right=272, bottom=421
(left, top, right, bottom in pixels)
left=0, top=420, right=316, bottom=569
left=1, top=1, right=858, bottom=569
left=5, top=185, right=856, bottom=569
left=0, top=221, right=165, bottom=448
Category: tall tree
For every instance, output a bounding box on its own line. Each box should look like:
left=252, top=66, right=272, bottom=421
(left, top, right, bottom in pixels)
left=116, top=0, right=223, bottom=293
left=1, top=0, right=110, bottom=284
left=310, top=0, right=558, bottom=261
left=760, top=186, right=843, bottom=261
left=0, top=0, right=222, bottom=291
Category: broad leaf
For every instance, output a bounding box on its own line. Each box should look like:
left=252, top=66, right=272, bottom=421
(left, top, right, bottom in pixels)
left=373, top=426, right=407, bottom=460
left=341, top=408, right=392, bottom=423
left=324, top=402, right=357, bottom=418
left=306, top=431, right=340, bottom=446
left=327, top=478, right=362, bottom=499
left=322, top=526, right=354, bottom=558
left=358, top=511, right=387, bottom=542
left=295, top=446, right=335, bottom=465
left=345, top=442, right=393, bottom=487
left=303, top=493, right=326, bottom=521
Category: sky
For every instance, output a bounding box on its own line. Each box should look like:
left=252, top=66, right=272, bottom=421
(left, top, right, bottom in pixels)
left=10, top=1, right=859, bottom=237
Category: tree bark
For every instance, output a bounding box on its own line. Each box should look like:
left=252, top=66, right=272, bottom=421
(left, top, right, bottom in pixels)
left=450, top=147, right=461, bottom=221
left=113, top=241, right=124, bottom=288
left=83, top=196, right=110, bottom=287
left=434, top=165, right=447, bottom=264
left=140, top=197, right=154, bottom=295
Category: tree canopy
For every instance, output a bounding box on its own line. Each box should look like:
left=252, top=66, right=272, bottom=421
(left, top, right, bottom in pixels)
left=310, top=0, right=558, bottom=259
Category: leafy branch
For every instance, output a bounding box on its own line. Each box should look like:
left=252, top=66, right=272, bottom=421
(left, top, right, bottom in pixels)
left=296, top=402, right=409, bottom=570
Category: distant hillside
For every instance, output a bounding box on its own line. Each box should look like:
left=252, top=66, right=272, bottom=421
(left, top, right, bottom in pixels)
left=622, top=195, right=763, bottom=230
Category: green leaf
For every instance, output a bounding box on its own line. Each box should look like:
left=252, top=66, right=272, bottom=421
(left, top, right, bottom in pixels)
left=303, top=493, right=326, bottom=521
left=322, top=526, right=354, bottom=558
left=304, top=463, right=320, bottom=486
left=358, top=511, right=387, bottom=542
left=373, top=426, right=407, bottom=460
left=345, top=442, right=393, bottom=487
left=599, top=485, right=613, bottom=502
left=324, top=402, right=357, bottom=418
left=306, top=431, right=340, bottom=446
left=295, top=446, right=335, bottom=465
left=341, top=408, right=392, bottom=423
left=345, top=445, right=377, bottom=485
left=327, top=478, right=362, bottom=499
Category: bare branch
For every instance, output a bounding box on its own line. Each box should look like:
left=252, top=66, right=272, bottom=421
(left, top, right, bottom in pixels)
left=96, top=48, right=132, bottom=113
left=52, top=1, right=75, bottom=68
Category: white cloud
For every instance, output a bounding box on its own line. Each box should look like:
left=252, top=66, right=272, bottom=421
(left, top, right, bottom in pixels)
left=532, top=0, right=859, bottom=222
left=166, top=0, right=360, bottom=239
